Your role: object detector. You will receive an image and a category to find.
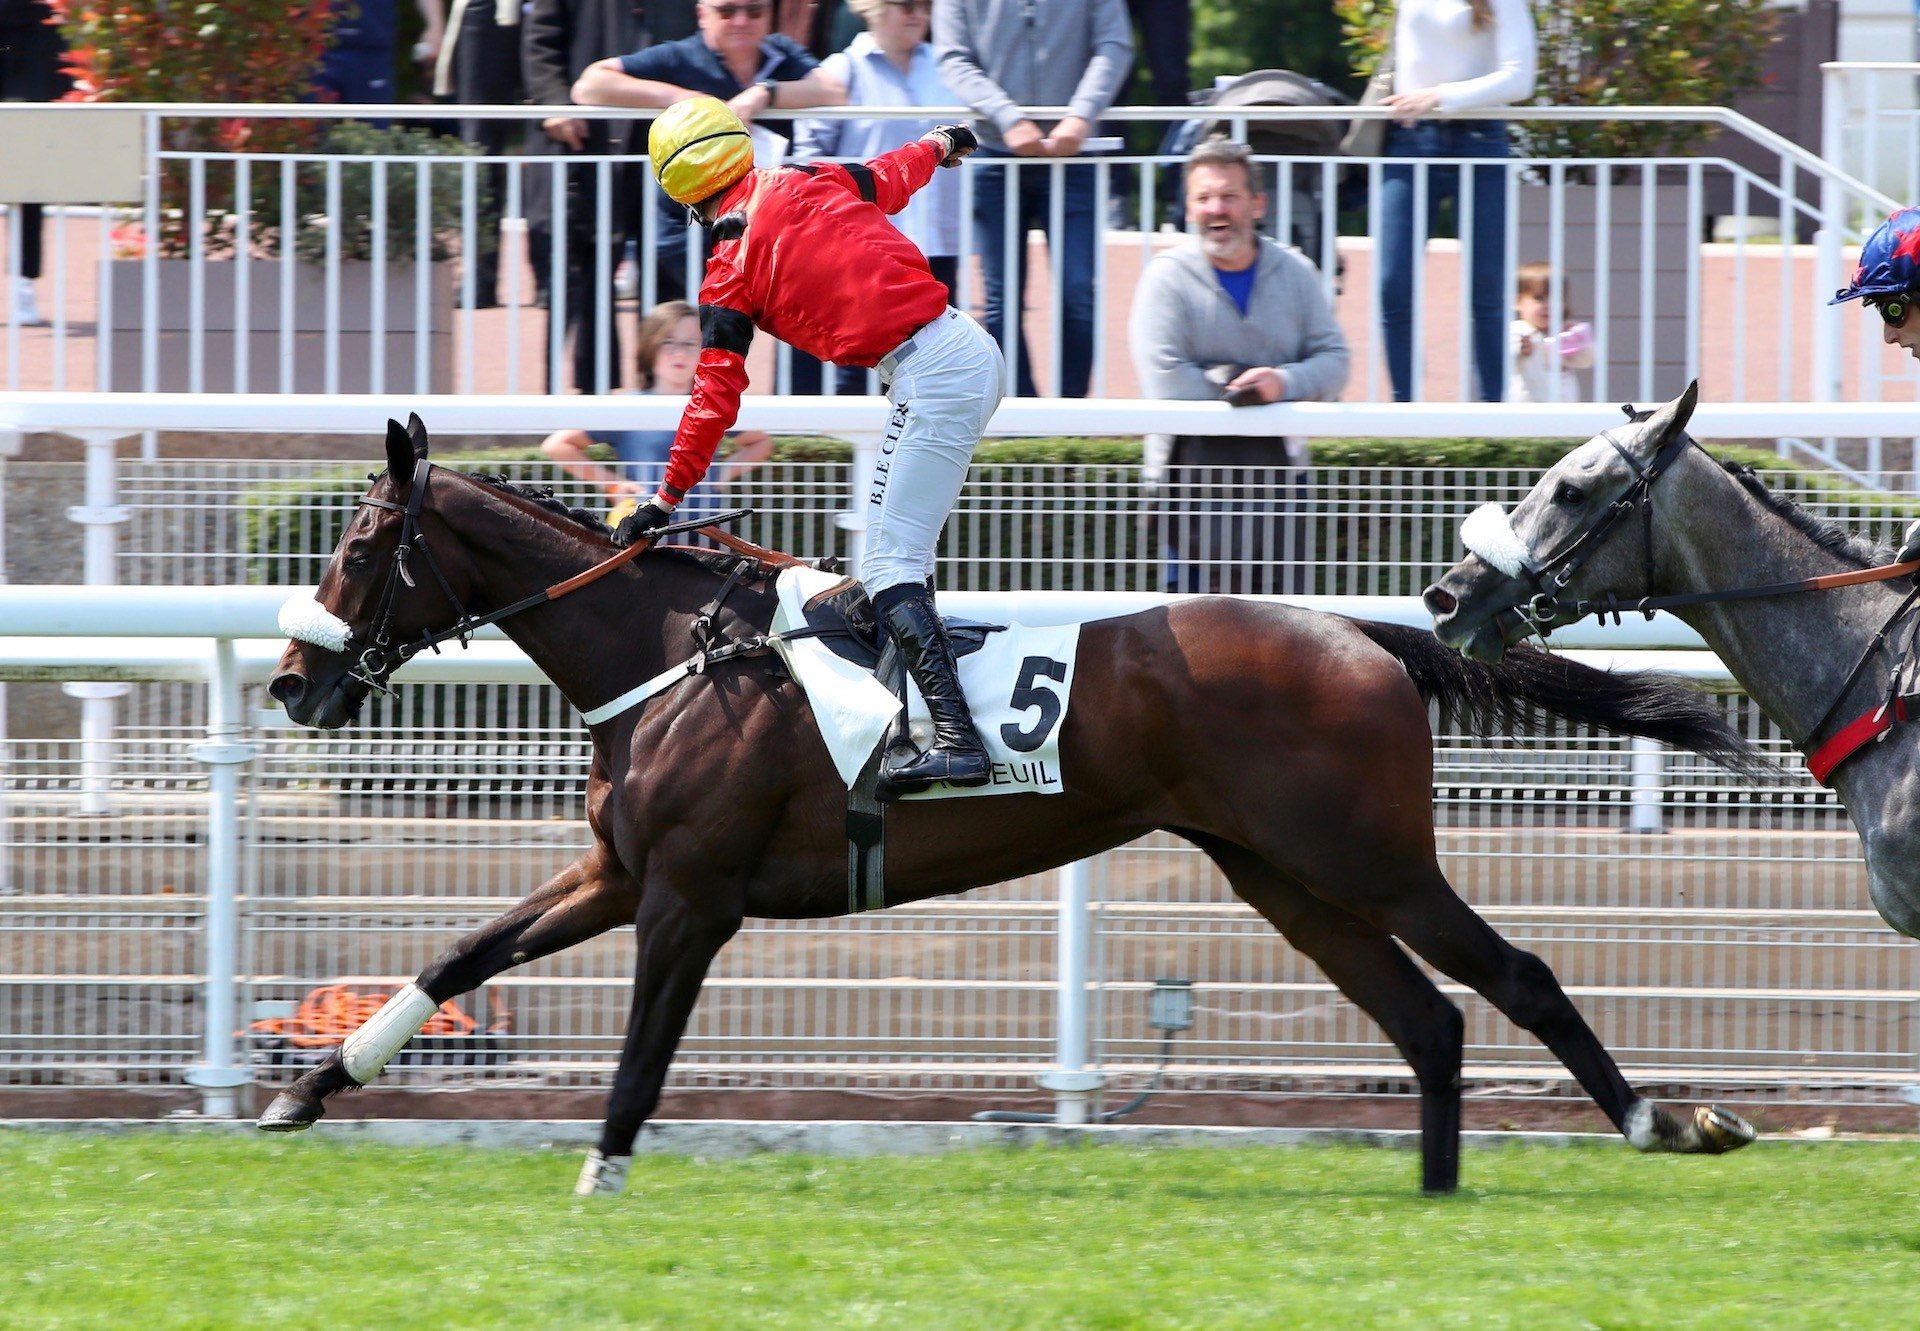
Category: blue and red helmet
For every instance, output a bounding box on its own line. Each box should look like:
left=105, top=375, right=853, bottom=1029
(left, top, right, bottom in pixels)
left=1833, top=206, right=1920, bottom=304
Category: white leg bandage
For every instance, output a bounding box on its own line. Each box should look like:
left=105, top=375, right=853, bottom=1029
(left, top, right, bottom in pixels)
left=574, top=1149, right=631, bottom=1197
left=340, top=983, right=438, bottom=1084
left=279, top=596, right=354, bottom=653
left=1459, top=503, right=1532, bottom=581
left=1623, top=1099, right=1661, bottom=1152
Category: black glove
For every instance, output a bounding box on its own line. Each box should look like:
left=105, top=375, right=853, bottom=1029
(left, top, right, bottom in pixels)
left=923, top=123, right=979, bottom=168
left=614, top=496, right=676, bottom=547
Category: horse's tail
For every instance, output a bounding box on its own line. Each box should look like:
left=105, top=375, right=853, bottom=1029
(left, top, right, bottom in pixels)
left=1351, top=619, right=1767, bottom=776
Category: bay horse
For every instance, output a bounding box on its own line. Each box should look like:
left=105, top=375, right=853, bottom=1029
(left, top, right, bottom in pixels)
left=259, top=416, right=1761, bottom=1194
left=1427, top=382, right=1920, bottom=940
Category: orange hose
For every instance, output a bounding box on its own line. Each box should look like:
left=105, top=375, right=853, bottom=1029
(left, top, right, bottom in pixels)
left=250, top=983, right=478, bottom=1048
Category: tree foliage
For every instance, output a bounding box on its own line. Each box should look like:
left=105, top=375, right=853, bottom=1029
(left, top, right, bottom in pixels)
left=1332, top=0, right=1779, bottom=158
left=1188, top=0, right=1360, bottom=100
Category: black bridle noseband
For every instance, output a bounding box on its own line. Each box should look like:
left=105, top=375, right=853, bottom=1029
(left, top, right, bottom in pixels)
left=1502, top=417, right=1695, bottom=636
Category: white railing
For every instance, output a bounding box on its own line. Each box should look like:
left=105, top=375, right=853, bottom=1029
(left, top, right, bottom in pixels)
left=0, top=101, right=1899, bottom=409
left=22, top=586, right=1910, bottom=1123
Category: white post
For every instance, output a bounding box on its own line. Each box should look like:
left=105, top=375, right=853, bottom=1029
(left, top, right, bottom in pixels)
left=838, top=430, right=882, bottom=576
left=0, top=440, right=9, bottom=895
left=184, top=637, right=257, bottom=1116
left=1038, top=858, right=1105, bottom=1124
left=1629, top=736, right=1666, bottom=835
left=62, top=431, right=131, bottom=815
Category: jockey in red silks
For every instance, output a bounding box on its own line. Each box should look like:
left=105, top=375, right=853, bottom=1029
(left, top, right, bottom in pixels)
left=1835, top=205, right=1920, bottom=562
left=626, top=96, right=999, bottom=801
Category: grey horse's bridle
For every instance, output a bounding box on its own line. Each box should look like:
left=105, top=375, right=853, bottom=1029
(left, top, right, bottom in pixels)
left=1459, top=414, right=1696, bottom=636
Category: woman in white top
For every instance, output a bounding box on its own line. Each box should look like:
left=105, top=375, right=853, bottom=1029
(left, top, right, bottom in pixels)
left=1375, top=0, right=1536, bottom=403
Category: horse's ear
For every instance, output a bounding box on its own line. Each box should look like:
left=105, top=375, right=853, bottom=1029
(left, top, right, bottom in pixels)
left=1629, top=381, right=1698, bottom=456
left=405, top=412, right=430, bottom=459
left=385, top=419, right=415, bottom=485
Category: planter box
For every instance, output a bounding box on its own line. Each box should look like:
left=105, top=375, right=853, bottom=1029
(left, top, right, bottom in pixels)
left=106, top=259, right=453, bottom=393
left=1515, top=181, right=1691, bottom=402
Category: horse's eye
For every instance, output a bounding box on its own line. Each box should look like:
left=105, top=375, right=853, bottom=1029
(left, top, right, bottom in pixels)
left=1554, top=482, right=1587, bottom=506
left=343, top=550, right=371, bottom=572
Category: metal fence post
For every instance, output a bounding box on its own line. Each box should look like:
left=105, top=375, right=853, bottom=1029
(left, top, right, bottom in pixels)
left=1630, top=736, right=1667, bottom=835
left=63, top=430, right=132, bottom=815
left=1039, top=858, right=1105, bottom=1124
left=184, top=637, right=257, bottom=1116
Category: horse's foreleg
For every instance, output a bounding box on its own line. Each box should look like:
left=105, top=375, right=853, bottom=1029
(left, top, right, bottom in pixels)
left=257, top=851, right=639, bottom=1132
left=1208, top=844, right=1465, bottom=1194
left=575, top=886, right=740, bottom=1196
left=1374, top=866, right=1754, bottom=1156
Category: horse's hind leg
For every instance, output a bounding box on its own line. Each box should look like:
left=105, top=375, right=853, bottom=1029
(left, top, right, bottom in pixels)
left=1368, top=864, right=1753, bottom=1156
left=256, top=849, right=639, bottom=1132
left=1204, top=841, right=1465, bottom=1194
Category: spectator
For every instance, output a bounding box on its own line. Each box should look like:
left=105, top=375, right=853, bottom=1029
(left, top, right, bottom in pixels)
left=434, top=0, right=523, bottom=308
left=523, top=0, right=647, bottom=393
left=1376, top=0, right=1535, bottom=403
left=318, top=0, right=447, bottom=105
left=572, top=0, right=848, bottom=306
left=540, top=299, right=773, bottom=524
left=935, top=0, right=1131, bottom=398
left=1128, top=139, right=1348, bottom=594
left=1507, top=260, right=1593, bottom=403
left=0, top=0, right=68, bottom=327
left=790, top=0, right=960, bottom=395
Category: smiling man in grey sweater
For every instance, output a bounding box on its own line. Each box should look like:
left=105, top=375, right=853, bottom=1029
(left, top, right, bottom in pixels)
left=1129, top=138, right=1349, bottom=592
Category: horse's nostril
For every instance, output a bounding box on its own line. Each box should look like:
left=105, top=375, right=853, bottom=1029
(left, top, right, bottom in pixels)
left=1423, top=585, right=1458, bottom=617
left=268, top=672, right=306, bottom=707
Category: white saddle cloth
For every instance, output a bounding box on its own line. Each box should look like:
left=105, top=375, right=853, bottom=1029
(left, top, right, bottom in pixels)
left=770, top=567, right=1082, bottom=800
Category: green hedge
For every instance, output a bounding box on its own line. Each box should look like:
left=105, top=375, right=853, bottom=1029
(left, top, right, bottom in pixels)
left=238, top=437, right=1913, bottom=590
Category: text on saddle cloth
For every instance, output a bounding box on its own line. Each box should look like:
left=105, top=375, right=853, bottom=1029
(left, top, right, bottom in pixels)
left=770, top=566, right=1083, bottom=800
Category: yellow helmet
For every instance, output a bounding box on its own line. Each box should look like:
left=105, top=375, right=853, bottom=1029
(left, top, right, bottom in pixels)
left=649, top=96, right=754, bottom=207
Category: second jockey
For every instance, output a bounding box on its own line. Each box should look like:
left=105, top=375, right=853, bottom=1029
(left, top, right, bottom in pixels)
left=1835, top=206, right=1920, bottom=562
left=629, top=95, right=999, bottom=800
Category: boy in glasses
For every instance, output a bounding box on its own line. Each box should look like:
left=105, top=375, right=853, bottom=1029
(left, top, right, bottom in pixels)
left=623, top=96, right=999, bottom=800
left=1834, top=206, right=1920, bottom=561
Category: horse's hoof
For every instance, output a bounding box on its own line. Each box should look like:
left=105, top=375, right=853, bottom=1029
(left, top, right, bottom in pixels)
left=1694, top=1105, right=1755, bottom=1154
left=573, top=1148, right=630, bottom=1196
left=256, top=1091, right=322, bottom=1133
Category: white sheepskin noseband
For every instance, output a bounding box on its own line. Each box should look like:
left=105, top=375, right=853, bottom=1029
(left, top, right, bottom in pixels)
left=278, top=595, right=354, bottom=653
left=1459, top=502, right=1533, bottom=580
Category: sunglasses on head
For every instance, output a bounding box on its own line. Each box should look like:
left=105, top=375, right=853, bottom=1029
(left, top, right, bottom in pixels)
left=1870, top=295, right=1915, bottom=330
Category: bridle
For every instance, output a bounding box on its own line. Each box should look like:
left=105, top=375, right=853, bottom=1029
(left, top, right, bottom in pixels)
left=1469, top=412, right=1694, bottom=638
left=1459, top=406, right=1920, bottom=781
left=327, top=457, right=791, bottom=695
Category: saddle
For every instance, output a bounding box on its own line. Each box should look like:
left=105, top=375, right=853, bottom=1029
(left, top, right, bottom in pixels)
left=799, top=578, right=999, bottom=671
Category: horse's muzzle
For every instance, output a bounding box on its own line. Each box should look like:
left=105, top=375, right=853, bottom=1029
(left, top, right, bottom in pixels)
left=270, top=668, right=362, bottom=730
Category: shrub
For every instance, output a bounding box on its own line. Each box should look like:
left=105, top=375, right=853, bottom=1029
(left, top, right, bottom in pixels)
left=1332, top=0, right=1778, bottom=160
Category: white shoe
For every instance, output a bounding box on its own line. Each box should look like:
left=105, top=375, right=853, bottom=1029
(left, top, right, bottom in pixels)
left=10, top=281, right=42, bottom=327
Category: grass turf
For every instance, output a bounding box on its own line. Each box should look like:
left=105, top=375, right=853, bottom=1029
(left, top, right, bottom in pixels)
left=1, top=1132, right=1915, bottom=1329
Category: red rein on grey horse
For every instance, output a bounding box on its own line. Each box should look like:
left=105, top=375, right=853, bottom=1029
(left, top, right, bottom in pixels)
left=258, top=416, right=1758, bottom=1195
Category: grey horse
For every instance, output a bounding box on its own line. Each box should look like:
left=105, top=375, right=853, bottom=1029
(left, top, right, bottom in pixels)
left=1424, top=383, right=1920, bottom=940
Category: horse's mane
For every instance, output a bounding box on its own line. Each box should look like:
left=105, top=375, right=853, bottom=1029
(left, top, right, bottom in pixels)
left=469, top=472, right=613, bottom=537
left=465, top=471, right=768, bottom=581
left=1715, top=457, right=1890, bottom=569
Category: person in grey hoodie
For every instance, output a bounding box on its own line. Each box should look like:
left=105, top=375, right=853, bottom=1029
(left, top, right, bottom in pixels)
left=934, top=0, right=1132, bottom=398
left=1129, top=139, right=1349, bottom=593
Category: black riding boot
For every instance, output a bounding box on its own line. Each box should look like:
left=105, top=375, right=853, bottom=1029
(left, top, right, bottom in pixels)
left=872, top=583, right=991, bottom=800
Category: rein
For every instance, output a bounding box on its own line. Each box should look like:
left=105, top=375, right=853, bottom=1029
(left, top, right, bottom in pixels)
left=343, top=459, right=802, bottom=693
left=1468, top=410, right=1920, bottom=785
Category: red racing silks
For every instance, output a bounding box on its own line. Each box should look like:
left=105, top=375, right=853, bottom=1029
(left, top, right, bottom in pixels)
left=656, top=345, right=750, bottom=505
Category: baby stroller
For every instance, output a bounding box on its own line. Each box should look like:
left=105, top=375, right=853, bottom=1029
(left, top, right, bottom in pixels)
left=1164, top=68, right=1349, bottom=271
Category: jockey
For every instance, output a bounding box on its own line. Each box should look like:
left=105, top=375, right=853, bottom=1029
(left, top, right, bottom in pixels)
left=629, top=96, right=999, bottom=800
left=1834, top=206, right=1920, bottom=563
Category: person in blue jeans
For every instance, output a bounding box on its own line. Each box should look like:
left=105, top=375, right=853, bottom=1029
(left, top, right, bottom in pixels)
left=970, top=158, right=1098, bottom=398
left=1375, top=0, right=1535, bottom=403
